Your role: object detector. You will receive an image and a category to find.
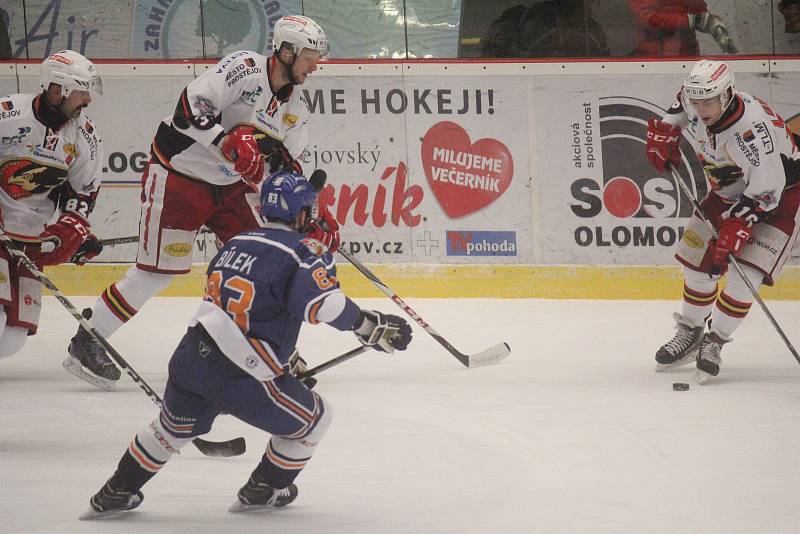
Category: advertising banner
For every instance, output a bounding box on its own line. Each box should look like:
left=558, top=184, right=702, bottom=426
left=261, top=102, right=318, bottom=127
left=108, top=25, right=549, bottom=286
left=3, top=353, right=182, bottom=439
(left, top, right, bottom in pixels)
left=300, top=74, right=531, bottom=263
left=531, top=71, right=788, bottom=265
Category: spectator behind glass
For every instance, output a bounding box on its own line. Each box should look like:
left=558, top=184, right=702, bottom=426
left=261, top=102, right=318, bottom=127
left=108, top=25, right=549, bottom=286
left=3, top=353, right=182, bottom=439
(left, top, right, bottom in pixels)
left=482, top=0, right=609, bottom=58
left=628, top=0, right=737, bottom=56
left=780, top=0, right=800, bottom=33
left=0, top=10, right=11, bottom=59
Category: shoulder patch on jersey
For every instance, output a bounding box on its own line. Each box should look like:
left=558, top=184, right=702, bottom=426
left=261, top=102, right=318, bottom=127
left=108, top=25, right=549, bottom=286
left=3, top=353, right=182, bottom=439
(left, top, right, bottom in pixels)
left=301, top=237, right=329, bottom=256
left=224, top=54, right=264, bottom=89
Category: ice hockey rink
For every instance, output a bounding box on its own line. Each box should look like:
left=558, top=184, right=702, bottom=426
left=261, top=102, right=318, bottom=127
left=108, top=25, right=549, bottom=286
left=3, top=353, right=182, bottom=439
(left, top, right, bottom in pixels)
left=2, top=296, right=799, bottom=534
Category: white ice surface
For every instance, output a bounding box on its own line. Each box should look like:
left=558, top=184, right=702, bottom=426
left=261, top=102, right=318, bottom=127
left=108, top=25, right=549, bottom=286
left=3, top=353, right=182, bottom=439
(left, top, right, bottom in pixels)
left=2, top=297, right=800, bottom=534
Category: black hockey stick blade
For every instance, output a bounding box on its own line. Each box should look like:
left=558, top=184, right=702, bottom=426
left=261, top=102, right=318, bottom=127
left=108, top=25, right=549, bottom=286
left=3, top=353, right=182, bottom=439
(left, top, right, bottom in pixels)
left=192, top=436, right=247, bottom=457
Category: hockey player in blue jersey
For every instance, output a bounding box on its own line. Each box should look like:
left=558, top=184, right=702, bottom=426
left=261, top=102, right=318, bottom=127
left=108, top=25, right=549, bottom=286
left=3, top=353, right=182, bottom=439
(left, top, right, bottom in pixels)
left=80, top=171, right=412, bottom=519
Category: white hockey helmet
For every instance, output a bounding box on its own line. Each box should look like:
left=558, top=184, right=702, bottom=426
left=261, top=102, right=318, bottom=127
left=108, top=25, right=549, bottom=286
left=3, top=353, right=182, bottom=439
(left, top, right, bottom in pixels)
left=272, top=15, right=329, bottom=59
left=40, top=50, right=103, bottom=96
left=682, top=59, right=735, bottom=110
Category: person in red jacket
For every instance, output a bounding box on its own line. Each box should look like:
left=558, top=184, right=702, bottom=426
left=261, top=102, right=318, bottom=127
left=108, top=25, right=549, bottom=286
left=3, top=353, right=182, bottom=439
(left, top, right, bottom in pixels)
left=628, top=0, right=737, bottom=56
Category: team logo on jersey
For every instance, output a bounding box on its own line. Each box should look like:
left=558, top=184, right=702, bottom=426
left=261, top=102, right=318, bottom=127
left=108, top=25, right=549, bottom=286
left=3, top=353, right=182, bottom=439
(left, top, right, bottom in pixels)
left=699, top=157, right=743, bottom=190
left=567, top=97, right=706, bottom=249
left=421, top=121, right=513, bottom=218
left=244, top=58, right=256, bottom=68
left=743, top=129, right=755, bottom=142
left=84, top=120, right=94, bottom=134
left=245, top=355, right=258, bottom=369
left=0, top=158, right=69, bottom=200
left=1, top=101, right=13, bottom=111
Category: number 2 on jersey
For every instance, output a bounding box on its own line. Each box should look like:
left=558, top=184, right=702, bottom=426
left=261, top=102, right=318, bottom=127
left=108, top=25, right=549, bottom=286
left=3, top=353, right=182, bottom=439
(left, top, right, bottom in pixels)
left=205, top=270, right=255, bottom=331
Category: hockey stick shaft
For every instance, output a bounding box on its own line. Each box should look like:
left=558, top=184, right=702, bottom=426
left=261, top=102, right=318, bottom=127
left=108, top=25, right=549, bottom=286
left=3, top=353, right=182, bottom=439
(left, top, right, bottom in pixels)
left=100, top=228, right=214, bottom=248
left=336, top=249, right=512, bottom=368
left=668, top=164, right=800, bottom=364
left=0, top=229, right=246, bottom=456
left=296, top=346, right=369, bottom=380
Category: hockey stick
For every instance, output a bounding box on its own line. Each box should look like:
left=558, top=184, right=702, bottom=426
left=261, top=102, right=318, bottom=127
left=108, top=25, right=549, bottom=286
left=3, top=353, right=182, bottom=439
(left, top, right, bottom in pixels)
left=98, top=228, right=216, bottom=247
left=0, top=229, right=246, bottom=457
left=98, top=235, right=139, bottom=246
left=305, top=168, right=509, bottom=368
left=337, top=249, right=511, bottom=368
left=296, top=346, right=369, bottom=380
left=668, top=163, right=800, bottom=364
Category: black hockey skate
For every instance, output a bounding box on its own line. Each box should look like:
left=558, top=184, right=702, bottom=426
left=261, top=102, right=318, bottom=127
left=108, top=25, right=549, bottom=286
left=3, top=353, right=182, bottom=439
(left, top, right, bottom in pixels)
left=655, top=313, right=704, bottom=371
left=694, top=331, right=731, bottom=384
left=63, top=308, right=121, bottom=391
left=229, top=472, right=298, bottom=513
left=79, top=479, right=143, bottom=520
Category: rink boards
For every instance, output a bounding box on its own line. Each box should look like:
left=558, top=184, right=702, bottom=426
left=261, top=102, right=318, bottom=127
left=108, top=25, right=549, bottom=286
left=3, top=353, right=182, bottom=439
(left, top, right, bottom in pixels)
left=42, top=263, right=800, bottom=300
left=3, top=58, right=800, bottom=299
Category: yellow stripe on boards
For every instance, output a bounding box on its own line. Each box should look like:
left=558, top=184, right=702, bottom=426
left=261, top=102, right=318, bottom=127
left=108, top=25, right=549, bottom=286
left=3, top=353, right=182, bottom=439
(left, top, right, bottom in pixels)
left=41, top=264, right=800, bottom=300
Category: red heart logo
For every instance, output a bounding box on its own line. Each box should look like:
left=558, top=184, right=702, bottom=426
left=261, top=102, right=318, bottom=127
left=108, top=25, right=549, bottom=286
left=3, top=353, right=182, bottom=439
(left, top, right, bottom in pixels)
left=421, top=121, right=514, bottom=219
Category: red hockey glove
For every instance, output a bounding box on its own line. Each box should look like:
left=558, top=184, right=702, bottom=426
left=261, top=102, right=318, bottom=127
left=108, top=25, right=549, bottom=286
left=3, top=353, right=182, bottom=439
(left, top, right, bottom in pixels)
left=306, top=204, right=341, bottom=253
left=646, top=119, right=682, bottom=172
left=712, top=217, right=753, bottom=267
left=221, top=126, right=265, bottom=186
left=38, top=212, right=92, bottom=266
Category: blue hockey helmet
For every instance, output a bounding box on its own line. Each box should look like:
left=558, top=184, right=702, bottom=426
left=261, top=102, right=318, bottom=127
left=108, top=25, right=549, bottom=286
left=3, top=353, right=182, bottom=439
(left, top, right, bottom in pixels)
left=259, top=170, right=318, bottom=225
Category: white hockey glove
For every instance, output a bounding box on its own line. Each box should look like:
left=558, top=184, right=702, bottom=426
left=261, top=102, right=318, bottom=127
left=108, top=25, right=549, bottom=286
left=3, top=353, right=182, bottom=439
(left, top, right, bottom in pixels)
left=352, top=310, right=412, bottom=354
left=289, top=348, right=316, bottom=389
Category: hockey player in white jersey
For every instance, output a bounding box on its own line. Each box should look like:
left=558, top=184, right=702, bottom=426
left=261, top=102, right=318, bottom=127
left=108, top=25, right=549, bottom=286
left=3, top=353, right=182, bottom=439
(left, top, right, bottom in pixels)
left=66, top=15, right=339, bottom=390
left=0, top=51, right=105, bottom=364
left=646, top=59, right=800, bottom=383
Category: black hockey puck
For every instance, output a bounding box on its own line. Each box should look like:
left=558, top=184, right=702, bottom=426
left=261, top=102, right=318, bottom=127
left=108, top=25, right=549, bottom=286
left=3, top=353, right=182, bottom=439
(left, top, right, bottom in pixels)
left=672, top=382, right=690, bottom=391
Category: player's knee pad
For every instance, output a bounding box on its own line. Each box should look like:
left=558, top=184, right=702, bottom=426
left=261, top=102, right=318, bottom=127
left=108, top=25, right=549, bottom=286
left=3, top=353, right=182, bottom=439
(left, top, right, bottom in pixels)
left=0, top=324, right=28, bottom=360
left=272, top=394, right=333, bottom=459
left=723, top=263, right=762, bottom=303
left=302, top=393, right=333, bottom=446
